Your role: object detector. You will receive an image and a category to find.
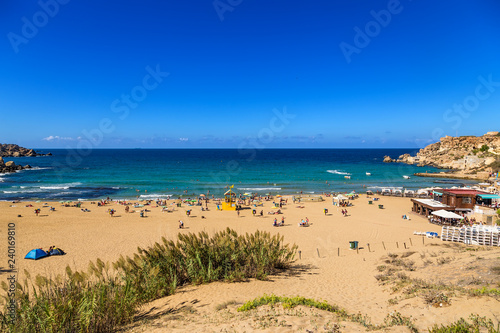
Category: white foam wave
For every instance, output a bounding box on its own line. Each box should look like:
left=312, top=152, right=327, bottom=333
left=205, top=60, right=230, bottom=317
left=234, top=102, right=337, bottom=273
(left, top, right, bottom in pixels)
left=25, top=167, right=53, bottom=171
left=327, top=170, right=351, bottom=175
left=237, top=187, right=282, bottom=191
left=39, top=182, right=82, bottom=190
left=3, top=187, right=44, bottom=193
left=367, top=186, right=403, bottom=190
left=139, top=194, right=173, bottom=199
left=40, top=186, right=70, bottom=190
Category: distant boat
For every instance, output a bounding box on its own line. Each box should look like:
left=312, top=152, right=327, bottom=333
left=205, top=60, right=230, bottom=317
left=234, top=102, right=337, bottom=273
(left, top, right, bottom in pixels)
left=344, top=175, right=351, bottom=179
left=366, top=172, right=371, bottom=176
left=403, top=175, right=410, bottom=179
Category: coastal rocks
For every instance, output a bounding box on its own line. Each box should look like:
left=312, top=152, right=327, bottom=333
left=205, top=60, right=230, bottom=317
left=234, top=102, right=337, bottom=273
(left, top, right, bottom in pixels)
left=386, top=132, right=500, bottom=175
left=397, top=153, right=417, bottom=164
left=0, top=144, right=51, bottom=157
left=383, top=155, right=394, bottom=163
left=0, top=157, right=32, bottom=173
left=0, top=160, right=31, bottom=173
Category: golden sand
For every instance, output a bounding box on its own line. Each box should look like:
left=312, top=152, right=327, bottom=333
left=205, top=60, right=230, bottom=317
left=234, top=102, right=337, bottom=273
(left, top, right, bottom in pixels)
left=1, top=195, right=499, bottom=332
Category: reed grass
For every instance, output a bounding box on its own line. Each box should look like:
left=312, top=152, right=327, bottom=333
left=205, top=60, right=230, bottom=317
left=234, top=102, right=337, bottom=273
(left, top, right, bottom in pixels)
left=0, top=228, right=297, bottom=332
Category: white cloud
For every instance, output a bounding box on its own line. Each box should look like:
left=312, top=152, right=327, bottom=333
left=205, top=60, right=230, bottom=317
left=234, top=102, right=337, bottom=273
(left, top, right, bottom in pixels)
left=42, top=135, right=75, bottom=141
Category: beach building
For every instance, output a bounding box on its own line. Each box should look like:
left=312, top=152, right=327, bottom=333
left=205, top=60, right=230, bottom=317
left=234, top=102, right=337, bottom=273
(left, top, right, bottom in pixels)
left=413, top=188, right=500, bottom=223
left=411, top=198, right=453, bottom=216
left=440, top=189, right=490, bottom=210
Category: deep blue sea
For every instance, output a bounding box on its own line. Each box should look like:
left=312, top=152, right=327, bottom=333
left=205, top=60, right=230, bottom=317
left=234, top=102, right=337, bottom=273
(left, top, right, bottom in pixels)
left=0, top=149, right=477, bottom=201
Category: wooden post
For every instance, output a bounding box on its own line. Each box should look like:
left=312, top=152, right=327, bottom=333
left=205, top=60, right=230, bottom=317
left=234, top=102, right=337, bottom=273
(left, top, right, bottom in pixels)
left=317, top=248, right=320, bottom=258
left=382, top=241, right=386, bottom=250
left=422, top=236, right=425, bottom=245
left=299, top=250, right=301, bottom=260
left=396, top=242, right=399, bottom=249
left=367, top=243, right=371, bottom=252
left=356, top=247, right=359, bottom=254
left=409, top=238, right=413, bottom=246
left=404, top=242, right=407, bottom=249
left=338, top=247, right=340, bottom=257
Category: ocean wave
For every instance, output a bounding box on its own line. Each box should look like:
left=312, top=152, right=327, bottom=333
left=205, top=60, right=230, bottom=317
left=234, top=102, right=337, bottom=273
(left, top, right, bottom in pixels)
left=25, top=167, right=53, bottom=171
left=139, top=194, right=173, bottom=199
left=326, top=170, right=351, bottom=175
left=3, top=187, right=44, bottom=193
left=40, top=186, right=70, bottom=190
left=366, top=186, right=403, bottom=190
left=237, top=187, right=282, bottom=191
left=39, top=182, right=82, bottom=190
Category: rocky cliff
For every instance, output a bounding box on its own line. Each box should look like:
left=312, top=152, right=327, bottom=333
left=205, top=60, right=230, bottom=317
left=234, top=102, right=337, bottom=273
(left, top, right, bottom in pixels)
left=385, top=131, right=500, bottom=173
left=0, top=144, right=51, bottom=157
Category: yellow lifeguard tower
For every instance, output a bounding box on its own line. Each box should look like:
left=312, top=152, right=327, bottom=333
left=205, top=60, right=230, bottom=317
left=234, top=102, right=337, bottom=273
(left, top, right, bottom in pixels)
left=221, top=185, right=237, bottom=210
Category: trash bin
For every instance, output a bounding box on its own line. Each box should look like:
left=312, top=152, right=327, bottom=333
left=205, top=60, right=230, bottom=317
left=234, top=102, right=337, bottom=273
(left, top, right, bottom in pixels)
left=349, top=241, right=358, bottom=250
left=368, top=201, right=372, bottom=205
left=378, top=204, right=383, bottom=209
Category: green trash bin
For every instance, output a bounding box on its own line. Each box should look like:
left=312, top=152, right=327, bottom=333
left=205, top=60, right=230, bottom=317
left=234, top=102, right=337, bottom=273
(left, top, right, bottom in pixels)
left=349, top=241, right=358, bottom=250
left=368, top=201, right=372, bottom=205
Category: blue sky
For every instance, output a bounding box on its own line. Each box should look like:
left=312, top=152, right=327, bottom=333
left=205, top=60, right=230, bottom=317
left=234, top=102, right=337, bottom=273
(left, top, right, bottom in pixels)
left=1, top=0, right=499, bottom=149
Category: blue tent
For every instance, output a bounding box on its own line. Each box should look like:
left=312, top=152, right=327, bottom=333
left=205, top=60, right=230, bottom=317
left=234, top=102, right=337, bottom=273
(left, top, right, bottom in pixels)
left=25, top=249, right=49, bottom=260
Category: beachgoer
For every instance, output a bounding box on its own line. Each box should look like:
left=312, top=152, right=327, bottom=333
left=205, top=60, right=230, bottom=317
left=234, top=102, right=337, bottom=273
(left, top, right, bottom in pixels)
left=179, top=220, right=184, bottom=229
left=281, top=217, right=285, bottom=226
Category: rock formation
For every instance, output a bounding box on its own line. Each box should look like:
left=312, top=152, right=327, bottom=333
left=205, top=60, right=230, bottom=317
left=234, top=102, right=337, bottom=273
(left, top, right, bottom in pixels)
left=0, top=144, right=51, bottom=157
left=0, top=144, right=49, bottom=173
left=383, top=155, right=394, bottom=163
left=388, top=132, right=500, bottom=173
left=0, top=157, right=32, bottom=173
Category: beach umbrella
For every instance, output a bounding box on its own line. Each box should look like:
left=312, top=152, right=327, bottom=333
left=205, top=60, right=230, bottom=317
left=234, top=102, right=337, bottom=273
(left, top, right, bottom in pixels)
left=24, top=249, right=48, bottom=260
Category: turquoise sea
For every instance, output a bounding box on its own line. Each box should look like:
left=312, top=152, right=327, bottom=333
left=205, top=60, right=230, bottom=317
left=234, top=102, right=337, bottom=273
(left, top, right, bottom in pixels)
left=0, top=149, right=476, bottom=201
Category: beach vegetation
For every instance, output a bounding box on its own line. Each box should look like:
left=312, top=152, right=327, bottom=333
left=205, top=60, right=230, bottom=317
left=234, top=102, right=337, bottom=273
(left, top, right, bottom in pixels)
left=436, top=256, right=454, bottom=265
left=0, top=228, right=297, bottom=332
left=480, top=144, right=489, bottom=152
left=237, top=295, right=417, bottom=332
left=215, top=300, right=238, bottom=311
left=429, top=314, right=499, bottom=333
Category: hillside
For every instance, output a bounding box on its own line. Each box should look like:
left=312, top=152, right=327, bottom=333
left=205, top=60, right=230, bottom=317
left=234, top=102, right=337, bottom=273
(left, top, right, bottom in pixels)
left=387, top=131, right=500, bottom=174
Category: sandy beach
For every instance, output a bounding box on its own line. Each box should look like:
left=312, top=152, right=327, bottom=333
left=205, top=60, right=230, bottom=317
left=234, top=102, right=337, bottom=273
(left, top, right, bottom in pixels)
left=1, top=195, right=499, bottom=332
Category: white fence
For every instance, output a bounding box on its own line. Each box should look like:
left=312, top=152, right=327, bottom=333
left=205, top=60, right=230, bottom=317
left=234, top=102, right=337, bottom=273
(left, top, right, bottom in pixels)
left=441, top=225, right=500, bottom=247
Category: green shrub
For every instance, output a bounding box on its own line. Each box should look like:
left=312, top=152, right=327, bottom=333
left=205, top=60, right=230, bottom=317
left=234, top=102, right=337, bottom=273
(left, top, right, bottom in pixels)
left=0, top=228, right=297, bottom=332
left=429, top=314, right=499, bottom=333
left=480, top=144, right=489, bottom=152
